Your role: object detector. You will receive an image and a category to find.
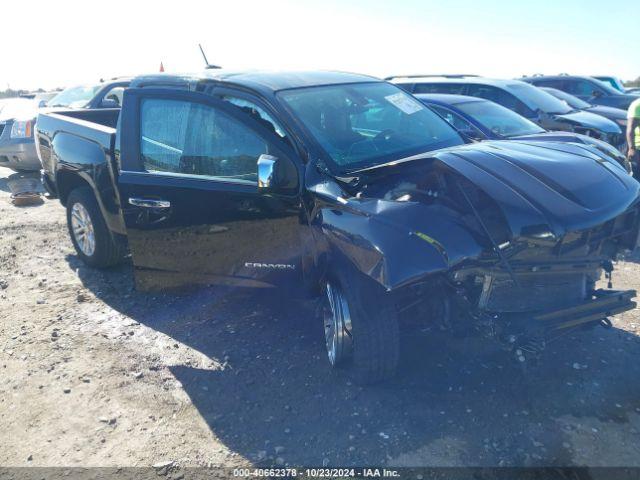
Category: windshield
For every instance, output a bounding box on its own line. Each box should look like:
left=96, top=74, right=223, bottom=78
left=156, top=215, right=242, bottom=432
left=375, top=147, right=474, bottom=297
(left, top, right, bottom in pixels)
left=456, top=100, right=545, bottom=137
left=48, top=85, right=101, bottom=108
left=542, top=88, right=591, bottom=109
left=278, top=82, right=464, bottom=172
left=507, top=83, right=572, bottom=114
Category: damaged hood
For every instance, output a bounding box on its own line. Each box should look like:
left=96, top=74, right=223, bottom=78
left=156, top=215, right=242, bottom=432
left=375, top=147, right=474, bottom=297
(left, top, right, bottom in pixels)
left=314, top=140, right=639, bottom=290
left=434, top=141, right=639, bottom=237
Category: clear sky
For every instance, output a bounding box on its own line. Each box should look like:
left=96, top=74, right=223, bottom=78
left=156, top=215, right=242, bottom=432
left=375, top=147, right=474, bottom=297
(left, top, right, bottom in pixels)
left=2, top=0, right=637, bottom=90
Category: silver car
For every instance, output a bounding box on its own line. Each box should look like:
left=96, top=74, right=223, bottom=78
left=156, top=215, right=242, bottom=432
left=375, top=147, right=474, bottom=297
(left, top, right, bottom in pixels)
left=0, top=98, right=41, bottom=171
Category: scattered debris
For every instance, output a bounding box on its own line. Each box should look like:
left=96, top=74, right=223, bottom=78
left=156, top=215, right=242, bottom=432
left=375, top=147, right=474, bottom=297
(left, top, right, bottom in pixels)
left=11, top=192, right=43, bottom=207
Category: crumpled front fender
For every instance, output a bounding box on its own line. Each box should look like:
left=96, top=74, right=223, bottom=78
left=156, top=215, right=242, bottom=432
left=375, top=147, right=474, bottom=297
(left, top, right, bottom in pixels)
left=318, top=200, right=483, bottom=291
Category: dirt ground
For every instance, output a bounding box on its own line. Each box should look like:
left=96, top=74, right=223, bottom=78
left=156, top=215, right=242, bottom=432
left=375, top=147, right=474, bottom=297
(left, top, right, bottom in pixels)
left=1, top=165, right=640, bottom=472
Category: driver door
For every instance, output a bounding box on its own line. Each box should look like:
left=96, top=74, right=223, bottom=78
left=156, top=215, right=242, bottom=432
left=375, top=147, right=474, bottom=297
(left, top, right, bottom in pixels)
left=117, top=88, right=303, bottom=291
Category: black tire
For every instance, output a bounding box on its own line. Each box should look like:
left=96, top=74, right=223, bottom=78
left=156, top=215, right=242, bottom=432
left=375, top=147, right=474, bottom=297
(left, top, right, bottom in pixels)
left=66, top=187, right=125, bottom=268
left=325, top=268, right=400, bottom=384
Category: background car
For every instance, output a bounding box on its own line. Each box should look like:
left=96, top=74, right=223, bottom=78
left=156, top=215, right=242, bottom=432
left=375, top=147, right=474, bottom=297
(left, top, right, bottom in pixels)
left=47, top=77, right=130, bottom=109
left=0, top=78, right=130, bottom=172
left=416, top=93, right=629, bottom=169
left=0, top=98, right=42, bottom=171
left=540, top=87, right=628, bottom=150
left=522, top=75, right=639, bottom=110
left=416, top=93, right=545, bottom=140
left=389, top=75, right=625, bottom=149
left=19, top=91, right=59, bottom=107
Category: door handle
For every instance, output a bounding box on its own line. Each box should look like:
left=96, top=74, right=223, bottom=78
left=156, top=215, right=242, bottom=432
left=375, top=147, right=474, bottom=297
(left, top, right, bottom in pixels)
left=128, top=197, right=171, bottom=209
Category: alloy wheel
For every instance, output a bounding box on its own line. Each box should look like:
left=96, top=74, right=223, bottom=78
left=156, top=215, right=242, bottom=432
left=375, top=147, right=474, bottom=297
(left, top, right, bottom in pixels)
left=70, top=203, right=96, bottom=257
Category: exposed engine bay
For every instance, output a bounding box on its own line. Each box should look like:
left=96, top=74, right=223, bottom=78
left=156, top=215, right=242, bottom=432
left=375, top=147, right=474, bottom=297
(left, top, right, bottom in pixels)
left=351, top=159, right=640, bottom=362
left=358, top=163, right=513, bottom=248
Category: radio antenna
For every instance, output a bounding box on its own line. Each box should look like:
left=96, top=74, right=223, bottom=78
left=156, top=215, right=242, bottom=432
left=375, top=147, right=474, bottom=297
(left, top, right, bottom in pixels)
left=198, top=44, right=221, bottom=69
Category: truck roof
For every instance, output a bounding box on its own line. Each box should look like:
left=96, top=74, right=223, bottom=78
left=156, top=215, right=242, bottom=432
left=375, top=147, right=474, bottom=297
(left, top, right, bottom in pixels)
left=130, top=70, right=381, bottom=93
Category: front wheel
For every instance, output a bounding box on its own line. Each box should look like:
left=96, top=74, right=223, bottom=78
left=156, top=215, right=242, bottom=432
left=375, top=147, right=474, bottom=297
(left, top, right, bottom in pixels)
left=66, top=187, right=125, bottom=268
left=322, top=271, right=399, bottom=384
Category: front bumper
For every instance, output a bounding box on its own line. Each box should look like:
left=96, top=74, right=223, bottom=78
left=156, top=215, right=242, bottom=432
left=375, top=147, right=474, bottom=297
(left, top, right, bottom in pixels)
left=0, top=119, right=41, bottom=171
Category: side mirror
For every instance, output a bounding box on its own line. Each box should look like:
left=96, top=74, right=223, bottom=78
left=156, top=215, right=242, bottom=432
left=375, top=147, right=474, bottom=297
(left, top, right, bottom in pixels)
left=592, top=90, right=603, bottom=98
left=257, top=153, right=298, bottom=194
left=100, top=98, right=120, bottom=108
left=257, top=154, right=278, bottom=191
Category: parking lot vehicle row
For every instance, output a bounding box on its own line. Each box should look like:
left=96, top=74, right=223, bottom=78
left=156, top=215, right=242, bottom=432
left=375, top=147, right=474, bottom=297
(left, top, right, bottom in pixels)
left=389, top=75, right=626, bottom=150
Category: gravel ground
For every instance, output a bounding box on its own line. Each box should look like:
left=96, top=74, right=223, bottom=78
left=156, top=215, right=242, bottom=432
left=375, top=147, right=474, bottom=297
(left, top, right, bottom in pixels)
left=1, top=166, right=640, bottom=471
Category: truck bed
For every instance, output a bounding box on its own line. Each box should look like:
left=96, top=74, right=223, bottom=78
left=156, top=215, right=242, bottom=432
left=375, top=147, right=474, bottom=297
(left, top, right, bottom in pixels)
left=35, top=108, right=120, bottom=176
left=51, top=108, right=120, bottom=129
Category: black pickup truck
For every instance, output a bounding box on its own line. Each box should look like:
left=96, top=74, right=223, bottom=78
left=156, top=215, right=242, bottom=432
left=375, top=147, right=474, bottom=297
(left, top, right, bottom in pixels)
left=35, top=70, right=640, bottom=383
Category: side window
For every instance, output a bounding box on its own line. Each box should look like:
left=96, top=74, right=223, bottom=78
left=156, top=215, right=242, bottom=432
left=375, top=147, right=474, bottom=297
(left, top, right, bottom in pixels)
left=140, top=98, right=268, bottom=184
left=395, top=83, right=414, bottom=93
left=466, top=84, right=501, bottom=102
left=564, top=79, right=602, bottom=97
left=531, top=79, right=564, bottom=89
left=429, top=105, right=485, bottom=138
left=510, top=97, right=535, bottom=117
left=467, top=85, right=533, bottom=117
left=413, top=83, right=467, bottom=94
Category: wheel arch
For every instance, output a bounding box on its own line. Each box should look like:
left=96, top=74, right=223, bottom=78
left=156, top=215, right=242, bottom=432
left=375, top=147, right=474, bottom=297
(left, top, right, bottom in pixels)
left=56, top=169, right=94, bottom=206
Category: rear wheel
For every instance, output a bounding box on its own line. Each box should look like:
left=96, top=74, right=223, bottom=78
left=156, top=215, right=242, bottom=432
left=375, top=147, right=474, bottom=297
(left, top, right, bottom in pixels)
left=322, top=270, right=399, bottom=384
left=66, top=187, right=125, bottom=268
